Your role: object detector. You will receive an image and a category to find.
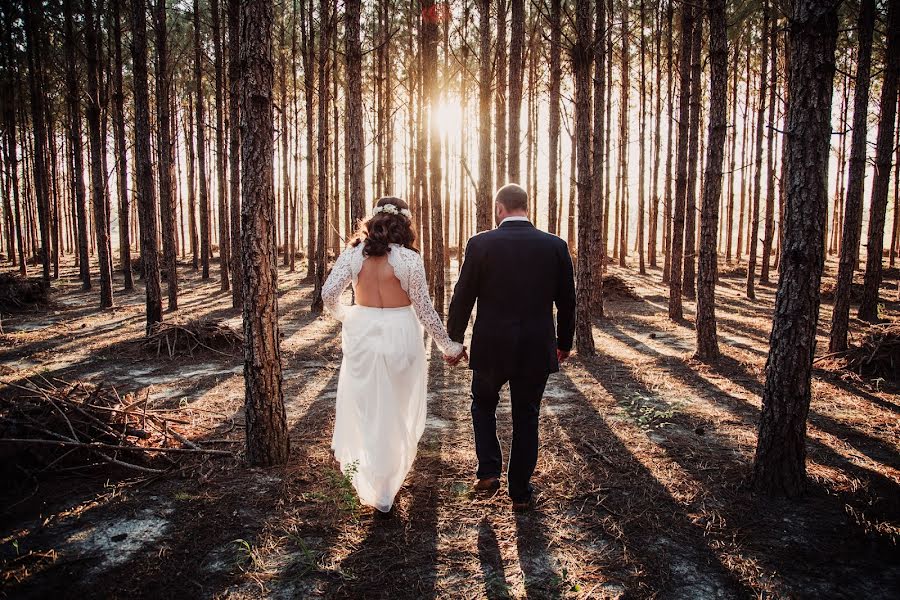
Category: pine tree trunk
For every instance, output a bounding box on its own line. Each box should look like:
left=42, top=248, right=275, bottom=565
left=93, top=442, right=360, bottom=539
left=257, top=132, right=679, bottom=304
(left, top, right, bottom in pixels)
left=109, top=0, right=132, bottom=291
left=212, top=0, right=231, bottom=290
left=746, top=2, right=769, bottom=300
left=495, top=0, right=507, bottom=185
left=649, top=2, right=662, bottom=269
left=547, top=0, right=560, bottom=236
left=131, top=0, right=163, bottom=332
left=858, top=0, right=900, bottom=323
left=477, top=0, right=493, bottom=233
left=310, top=0, right=330, bottom=312
left=618, top=4, right=629, bottom=268
left=573, top=0, right=594, bottom=356
left=760, top=15, right=779, bottom=285
left=423, top=1, right=445, bottom=313
left=185, top=95, right=200, bottom=271
left=662, top=1, right=674, bottom=283
left=682, top=10, right=702, bottom=297
left=228, top=0, right=243, bottom=307
left=155, top=0, right=178, bottom=310
left=668, top=2, right=693, bottom=320
left=82, top=0, right=113, bottom=306
left=590, top=0, right=606, bottom=317
left=240, top=0, right=290, bottom=467
left=637, top=0, right=647, bottom=275
left=194, top=0, right=211, bottom=279
left=62, top=0, right=90, bottom=287
left=725, top=36, right=739, bottom=263
left=345, top=0, right=365, bottom=230
left=696, top=0, right=727, bottom=361
left=752, top=0, right=838, bottom=498
left=279, top=26, right=291, bottom=268
left=829, top=0, right=876, bottom=350
left=299, top=0, right=317, bottom=280
left=22, top=0, right=52, bottom=284
left=831, top=64, right=851, bottom=256
left=508, top=0, right=524, bottom=182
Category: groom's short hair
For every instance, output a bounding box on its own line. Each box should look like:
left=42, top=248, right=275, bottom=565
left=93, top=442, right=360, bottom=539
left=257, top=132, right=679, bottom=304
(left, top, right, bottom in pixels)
left=495, top=183, right=528, bottom=212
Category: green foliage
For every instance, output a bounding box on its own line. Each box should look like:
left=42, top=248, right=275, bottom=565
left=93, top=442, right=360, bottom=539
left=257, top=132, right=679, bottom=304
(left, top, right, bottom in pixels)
left=231, top=538, right=264, bottom=572
left=624, top=393, right=683, bottom=431
left=325, top=460, right=360, bottom=515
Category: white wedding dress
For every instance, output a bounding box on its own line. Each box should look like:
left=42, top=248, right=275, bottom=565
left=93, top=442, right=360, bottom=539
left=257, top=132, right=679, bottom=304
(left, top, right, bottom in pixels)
left=322, top=243, right=464, bottom=512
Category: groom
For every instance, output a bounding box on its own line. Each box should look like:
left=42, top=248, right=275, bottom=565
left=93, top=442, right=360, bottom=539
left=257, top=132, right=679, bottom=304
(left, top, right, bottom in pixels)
left=446, top=183, right=576, bottom=511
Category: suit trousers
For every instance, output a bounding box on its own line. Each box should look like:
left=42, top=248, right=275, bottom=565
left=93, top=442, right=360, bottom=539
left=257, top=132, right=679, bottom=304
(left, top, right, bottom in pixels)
left=470, top=368, right=550, bottom=502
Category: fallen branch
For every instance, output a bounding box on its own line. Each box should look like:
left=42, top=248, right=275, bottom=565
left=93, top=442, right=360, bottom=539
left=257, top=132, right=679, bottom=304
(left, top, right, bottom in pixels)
left=0, top=438, right=235, bottom=456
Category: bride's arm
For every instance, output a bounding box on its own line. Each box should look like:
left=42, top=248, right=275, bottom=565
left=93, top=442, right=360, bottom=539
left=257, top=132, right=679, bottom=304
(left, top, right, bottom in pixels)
left=321, top=247, right=355, bottom=321
left=407, top=252, right=465, bottom=357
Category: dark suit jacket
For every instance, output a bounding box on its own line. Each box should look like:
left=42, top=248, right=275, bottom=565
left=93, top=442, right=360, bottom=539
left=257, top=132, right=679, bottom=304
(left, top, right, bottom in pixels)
left=447, top=220, right=576, bottom=375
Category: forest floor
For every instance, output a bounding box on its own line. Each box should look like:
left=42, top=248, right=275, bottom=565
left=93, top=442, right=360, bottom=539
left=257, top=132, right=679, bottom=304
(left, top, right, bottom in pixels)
left=1, top=254, right=899, bottom=599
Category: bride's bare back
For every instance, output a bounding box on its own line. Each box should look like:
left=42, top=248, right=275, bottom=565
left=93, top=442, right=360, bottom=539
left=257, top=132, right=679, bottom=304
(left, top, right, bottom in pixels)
left=355, top=255, right=412, bottom=308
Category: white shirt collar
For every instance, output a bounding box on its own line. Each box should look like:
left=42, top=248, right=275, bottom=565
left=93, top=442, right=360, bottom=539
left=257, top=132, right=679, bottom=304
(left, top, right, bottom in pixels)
left=500, top=215, right=530, bottom=224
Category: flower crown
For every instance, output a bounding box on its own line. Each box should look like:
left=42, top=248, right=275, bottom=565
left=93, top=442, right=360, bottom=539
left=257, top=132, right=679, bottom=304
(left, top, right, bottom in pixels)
left=372, top=204, right=412, bottom=219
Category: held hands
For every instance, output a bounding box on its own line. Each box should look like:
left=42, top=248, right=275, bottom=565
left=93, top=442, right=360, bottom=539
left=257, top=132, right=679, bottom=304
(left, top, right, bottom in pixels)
left=557, top=349, right=571, bottom=363
left=444, top=347, right=469, bottom=367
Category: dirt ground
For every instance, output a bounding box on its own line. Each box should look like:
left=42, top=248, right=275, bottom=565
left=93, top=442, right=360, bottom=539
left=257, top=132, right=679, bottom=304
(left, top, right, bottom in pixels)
left=1, top=255, right=898, bottom=599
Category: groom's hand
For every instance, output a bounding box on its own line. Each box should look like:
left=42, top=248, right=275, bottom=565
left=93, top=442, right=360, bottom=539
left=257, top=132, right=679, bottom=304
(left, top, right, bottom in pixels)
left=445, top=348, right=468, bottom=366
left=557, top=349, right=571, bottom=363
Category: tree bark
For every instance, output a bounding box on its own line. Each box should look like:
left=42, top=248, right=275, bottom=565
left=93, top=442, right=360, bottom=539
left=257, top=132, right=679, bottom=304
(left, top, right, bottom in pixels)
left=668, top=2, right=693, bottom=320
left=477, top=0, right=493, bottom=232
left=212, top=0, right=231, bottom=291
left=760, top=14, right=779, bottom=285
left=82, top=0, right=114, bottom=307
left=345, top=0, right=365, bottom=230
left=110, top=0, right=132, bottom=291
left=240, top=0, right=290, bottom=467
left=423, top=0, right=445, bottom=313
left=131, top=0, right=163, bottom=332
left=194, top=0, right=211, bottom=279
left=746, top=2, right=770, bottom=300
left=22, top=0, right=52, bottom=284
left=156, top=0, right=178, bottom=310
left=662, top=1, right=674, bottom=283
left=62, top=0, right=90, bottom=287
left=495, top=0, right=507, bottom=185
left=228, top=0, right=243, bottom=307
left=858, top=0, right=900, bottom=323
left=696, top=0, right=727, bottom=361
left=573, top=0, right=594, bottom=356
left=752, top=0, right=839, bottom=498
left=547, top=0, right=560, bottom=236
left=682, top=9, right=702, bottom=297
left=508, top=0, right=524, bottom=182
left=590, top=0, right=606, bottom=317
left=310, top=0, right=330, bottom=312
left=829, top=0, right=876, bottom=350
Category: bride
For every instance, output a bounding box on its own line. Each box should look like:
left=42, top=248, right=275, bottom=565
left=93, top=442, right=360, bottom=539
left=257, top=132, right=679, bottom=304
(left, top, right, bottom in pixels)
left=321, top=197, right=466, bottom=513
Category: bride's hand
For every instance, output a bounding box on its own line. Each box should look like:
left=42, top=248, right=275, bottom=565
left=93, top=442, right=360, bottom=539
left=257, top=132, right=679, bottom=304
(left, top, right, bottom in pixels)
left=444, top=347, right=468, bottom=366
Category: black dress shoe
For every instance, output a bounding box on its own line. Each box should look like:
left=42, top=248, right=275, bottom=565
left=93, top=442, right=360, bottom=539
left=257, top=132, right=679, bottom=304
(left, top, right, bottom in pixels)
left=511, top=496, right=535, bottom=512
left=473, top=477, right=501, bottom=492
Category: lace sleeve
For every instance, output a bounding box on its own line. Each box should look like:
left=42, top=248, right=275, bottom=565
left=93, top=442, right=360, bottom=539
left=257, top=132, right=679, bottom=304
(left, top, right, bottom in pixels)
left=406, top=252, right=465, bottom=357
left=322, top=247, right=355, bottom=321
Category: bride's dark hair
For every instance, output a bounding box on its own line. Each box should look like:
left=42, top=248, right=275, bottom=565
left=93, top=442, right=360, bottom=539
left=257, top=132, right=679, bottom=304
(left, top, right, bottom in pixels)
left=351, top=197, right=418, bottom=257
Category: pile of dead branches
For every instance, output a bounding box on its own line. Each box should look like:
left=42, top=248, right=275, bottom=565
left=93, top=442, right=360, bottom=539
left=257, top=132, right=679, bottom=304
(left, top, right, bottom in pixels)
left=717, top=265, right=747, bottom=280
left=0, top=378, right=234, bottom=475
left=817, top=322, right=900, bottom=387
left=839, top=322, right=900, bottom=385
left=141, top=318, right=243, bottom=358
left=0, top=273, right=49, bottom=312
left=602, top=274, right=642, bottom=301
